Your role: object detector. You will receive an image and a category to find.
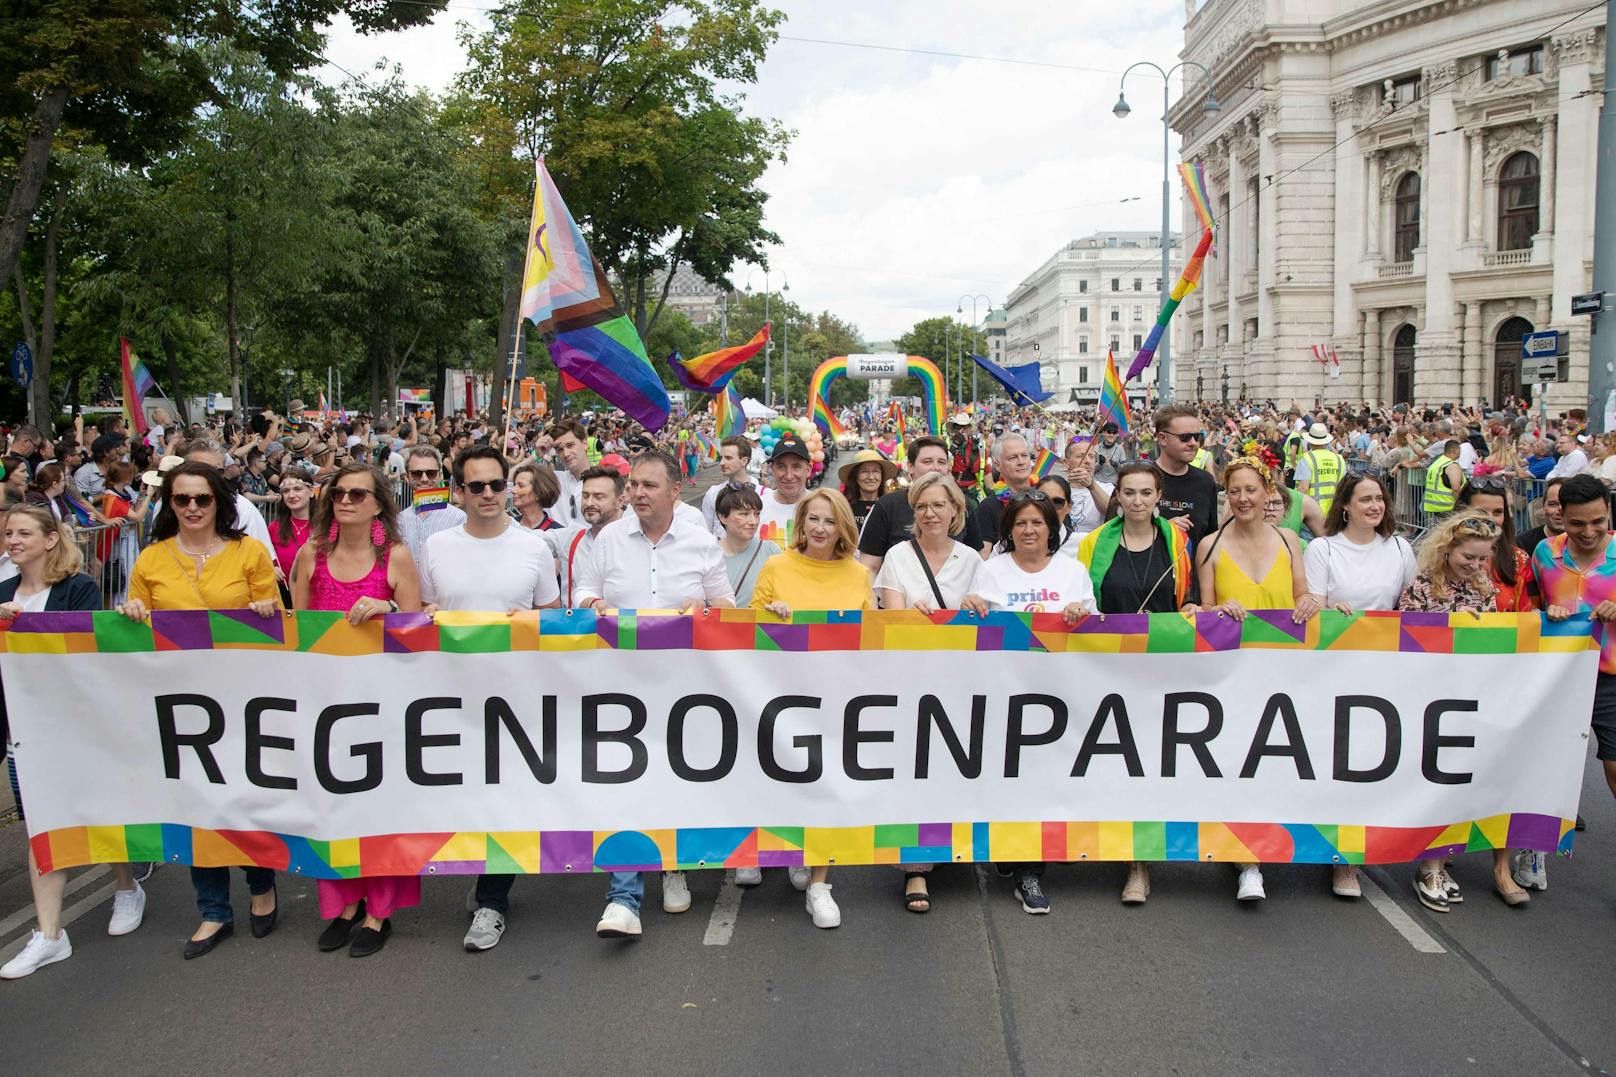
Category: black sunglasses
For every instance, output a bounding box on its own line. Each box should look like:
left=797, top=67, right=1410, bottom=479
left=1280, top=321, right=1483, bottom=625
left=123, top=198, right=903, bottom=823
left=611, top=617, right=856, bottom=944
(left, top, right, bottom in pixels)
left=463, top=479, right=508, bottom=495
left=1467, top=476, right=1509, bottom=493
left=408, top=468, right=440, bottom=480
left=330, top=487, right=374, bottom=504
left=1010, top=490, right=1049, bottom=504
left=170, top=493, right=215, bottom=509
left=1165, top=430, right=1205, bottom=443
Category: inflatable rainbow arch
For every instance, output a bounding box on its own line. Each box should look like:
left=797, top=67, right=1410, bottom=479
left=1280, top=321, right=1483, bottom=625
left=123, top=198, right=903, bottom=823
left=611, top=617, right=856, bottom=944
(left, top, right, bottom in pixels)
left=809, top=355, right=948, bottom=441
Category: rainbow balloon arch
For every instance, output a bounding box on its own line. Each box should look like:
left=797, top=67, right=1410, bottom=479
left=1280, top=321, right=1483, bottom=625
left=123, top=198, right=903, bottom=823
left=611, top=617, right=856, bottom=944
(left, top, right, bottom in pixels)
left=808, top=354, right=948, bottom=442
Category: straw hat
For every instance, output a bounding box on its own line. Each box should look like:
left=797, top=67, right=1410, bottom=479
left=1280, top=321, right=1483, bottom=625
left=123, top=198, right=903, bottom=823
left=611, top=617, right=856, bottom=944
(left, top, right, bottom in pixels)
left=141, top=454, right=184, bottom=489
left=838, top=448, right=898, bottom=489
left=1302, top=422, right=1333, bottom=447
left=285, top=431, right=315, bottom=455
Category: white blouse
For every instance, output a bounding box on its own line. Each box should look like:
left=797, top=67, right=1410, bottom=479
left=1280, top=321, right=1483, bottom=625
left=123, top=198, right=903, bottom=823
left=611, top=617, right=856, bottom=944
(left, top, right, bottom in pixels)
left=875, top=539, right=981, bottom=608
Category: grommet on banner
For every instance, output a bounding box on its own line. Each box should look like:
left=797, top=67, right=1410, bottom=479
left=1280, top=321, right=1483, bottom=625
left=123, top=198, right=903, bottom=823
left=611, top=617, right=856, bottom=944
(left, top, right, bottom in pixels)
left=427, top=864, right=437, bottom=874
left=1079, top=852, right=1088, bottom=860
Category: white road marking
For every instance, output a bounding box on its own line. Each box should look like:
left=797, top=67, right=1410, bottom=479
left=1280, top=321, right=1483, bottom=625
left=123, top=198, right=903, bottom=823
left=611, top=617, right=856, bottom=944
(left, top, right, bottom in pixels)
left=1360, top=871, right=1447, bottom=954
left=702, top=872, right=745, bottom=946
left=0, top=865, right=110, bottom=942
left=0, top=881, right=119, bottom=964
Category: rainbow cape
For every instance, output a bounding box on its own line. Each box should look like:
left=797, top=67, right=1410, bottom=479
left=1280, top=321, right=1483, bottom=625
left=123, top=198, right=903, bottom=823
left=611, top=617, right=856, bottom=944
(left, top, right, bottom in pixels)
left=1125, top=165, right=1215, bottom=385
left=119, top=338, right=156, bottom=435
left=670, top=324, right=769, bottom=393
left=519, top=158, right=669, bottom=430
left=1097, top=349, right=1131, bottom=439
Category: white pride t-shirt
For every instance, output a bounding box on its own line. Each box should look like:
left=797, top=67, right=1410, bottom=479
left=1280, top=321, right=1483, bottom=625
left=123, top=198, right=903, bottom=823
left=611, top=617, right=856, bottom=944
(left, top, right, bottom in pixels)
left=972, top=552, right=1096, bottom=613
left=421, top=522, right=560, bottom=612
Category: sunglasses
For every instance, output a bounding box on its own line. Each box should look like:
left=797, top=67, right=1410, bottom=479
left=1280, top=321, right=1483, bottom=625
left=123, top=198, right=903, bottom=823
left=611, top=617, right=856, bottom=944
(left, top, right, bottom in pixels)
left=1467, top=476, right=1509, bottom=493
left=330, top=487, right=374, bottom=504
left=463, top=479, right=508, bottom=495
left=1047, top=496, right=1069, bottom=508
left=1010, top=490, right=1049, bottom=504
left=1165, top=430, right=1205, bottom=443
left=408, top=468, right=440, bottom=480
left=170, top=493, right=215, bottom=509
left=1457, top=517, right=1501, bottom=535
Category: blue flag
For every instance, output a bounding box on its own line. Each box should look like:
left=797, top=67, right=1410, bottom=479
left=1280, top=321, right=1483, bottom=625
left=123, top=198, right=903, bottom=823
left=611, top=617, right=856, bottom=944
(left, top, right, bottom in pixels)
left=968, top=354, right=1052, bottom=406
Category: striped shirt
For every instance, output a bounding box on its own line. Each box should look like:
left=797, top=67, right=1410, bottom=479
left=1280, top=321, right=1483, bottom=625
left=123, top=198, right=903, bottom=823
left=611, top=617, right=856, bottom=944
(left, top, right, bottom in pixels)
left=398, top=502, right=467, bottom=571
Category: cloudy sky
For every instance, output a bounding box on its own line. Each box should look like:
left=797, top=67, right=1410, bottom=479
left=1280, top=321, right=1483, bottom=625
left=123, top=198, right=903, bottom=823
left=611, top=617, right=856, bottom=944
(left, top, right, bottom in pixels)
left=323, top=0, right=1190, bottom=342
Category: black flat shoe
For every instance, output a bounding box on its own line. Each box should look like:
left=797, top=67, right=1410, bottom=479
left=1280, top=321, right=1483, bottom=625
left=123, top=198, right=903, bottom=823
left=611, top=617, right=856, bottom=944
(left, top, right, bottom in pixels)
left=317, top=901, right=366, bottom=952
left=348, top=919, right=392, bottom=958
left=249, top=884, right=278, bottom=939
left=183, top=921, right=234, bottom=960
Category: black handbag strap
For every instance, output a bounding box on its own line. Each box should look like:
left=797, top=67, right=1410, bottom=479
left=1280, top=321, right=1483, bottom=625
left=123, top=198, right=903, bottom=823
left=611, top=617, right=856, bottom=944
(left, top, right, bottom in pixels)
left=910, top=538, right=948, bottom=609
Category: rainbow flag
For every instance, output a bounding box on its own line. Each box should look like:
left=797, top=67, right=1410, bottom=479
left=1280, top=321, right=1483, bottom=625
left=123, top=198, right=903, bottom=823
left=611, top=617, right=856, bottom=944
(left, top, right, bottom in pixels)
left=61, top=490, right=95, bottom=527
left=519, top=158, right=669, bottom=431
left=1179, top=161, right=1214, bottom=231
left=712, top=382, right=744, bottom=438
left=1097, top=349, right=1131, bottom=439
left=691, top=429, right=717, bottom=460
left=1126, top=166, right=1215, bottom=384
left=1032, top=447, right=1057, bottom=480
left=887, top=401, right=906, bottom=443
left=413, top=486, right=451, bottom=513
left=119, top=338, right=156, bottom=435
left=670, top=324, right=770, bottom=393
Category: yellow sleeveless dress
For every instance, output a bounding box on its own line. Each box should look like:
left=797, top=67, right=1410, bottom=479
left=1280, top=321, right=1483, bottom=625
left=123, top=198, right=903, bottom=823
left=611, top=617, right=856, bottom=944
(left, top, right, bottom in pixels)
left=1213, top=540, right=1295, bottom=609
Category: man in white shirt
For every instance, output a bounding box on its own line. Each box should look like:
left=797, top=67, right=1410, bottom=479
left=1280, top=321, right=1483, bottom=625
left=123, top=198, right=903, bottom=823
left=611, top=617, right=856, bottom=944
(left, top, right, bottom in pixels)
left=417, top=444, right=558, bottom=955
left=549, top=419, right=592, bottom=525
left=575, top=451, right=733, bottom=942
left=756, top=433, right=812, bottom=546
left=701, top=436, right=758, bottom=537
left=396, top=445, right=465, bottom=568
left=1549, top=432, right=1591, bottom=480
left=557, top=464, right=625, bottom=607
left=182, top=438, right=278, bottom=568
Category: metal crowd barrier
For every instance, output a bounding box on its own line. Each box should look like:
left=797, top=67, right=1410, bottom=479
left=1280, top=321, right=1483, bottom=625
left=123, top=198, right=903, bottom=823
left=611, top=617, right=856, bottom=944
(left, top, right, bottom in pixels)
left=69, top=521, right=141, bottom=610
left=1387, top=468, right=1543, bottom=539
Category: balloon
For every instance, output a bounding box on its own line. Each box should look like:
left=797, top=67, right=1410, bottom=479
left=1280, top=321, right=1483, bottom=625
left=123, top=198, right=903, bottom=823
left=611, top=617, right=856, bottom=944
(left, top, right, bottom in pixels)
left=811, top=450, right=824, bottom=462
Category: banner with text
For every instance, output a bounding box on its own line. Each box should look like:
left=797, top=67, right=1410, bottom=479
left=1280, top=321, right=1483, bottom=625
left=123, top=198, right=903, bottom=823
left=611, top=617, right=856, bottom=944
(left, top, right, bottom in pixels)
left=1, top=610, right=1593, bottom=876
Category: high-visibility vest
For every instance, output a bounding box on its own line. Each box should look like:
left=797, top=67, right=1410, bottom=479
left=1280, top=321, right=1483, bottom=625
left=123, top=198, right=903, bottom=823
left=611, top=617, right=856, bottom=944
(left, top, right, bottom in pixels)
left=1422, top=455, right=1458, bottom=514
left=1300, top=449, right=1345, bottom=512
left=586, top=435, right=603, bottom=464
left=1283, top=432, right=1303, bottom=468
left=1190, top=447, right=1213, bottom=472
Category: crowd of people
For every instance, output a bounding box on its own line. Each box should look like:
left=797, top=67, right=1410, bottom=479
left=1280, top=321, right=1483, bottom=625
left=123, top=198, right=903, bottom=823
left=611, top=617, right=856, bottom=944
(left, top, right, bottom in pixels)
left=0, top=389, right=1610, bottom=980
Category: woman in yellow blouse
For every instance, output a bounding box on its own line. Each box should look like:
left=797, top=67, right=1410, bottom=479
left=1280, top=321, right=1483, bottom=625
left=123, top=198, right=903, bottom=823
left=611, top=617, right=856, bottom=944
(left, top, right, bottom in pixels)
left=118, top=461, right=282, bottom=959
left=748, top=487, right=872, bottom=932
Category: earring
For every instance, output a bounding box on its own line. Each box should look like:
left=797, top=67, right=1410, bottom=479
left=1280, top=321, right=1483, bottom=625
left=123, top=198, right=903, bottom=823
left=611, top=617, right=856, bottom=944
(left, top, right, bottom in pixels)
left=328, top=520, right=340, bottom=543
left=371, top=518, right=386, bottom=547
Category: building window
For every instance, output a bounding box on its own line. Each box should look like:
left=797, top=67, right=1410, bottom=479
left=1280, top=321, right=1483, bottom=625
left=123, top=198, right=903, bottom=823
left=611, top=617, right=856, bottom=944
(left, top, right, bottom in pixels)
left=1394, top=171, right=1420, bottom=262
left=1078, top=339, right=1088, bottom=354
left=1217, top=324, right=1228, bottom=345
left=1133, top=278, right=1142, bottom=291
left=1155, top=278, right=1162, bottom=291
left=1486, top=45, right=1544, bottom=81
left=1110, top=307, right=1120, bottom=322
left=1079, top=307, right=1088, bottom=323
left=1079, top=280, right=1088, bottom=293
left=1392, top=324, right=1416, bottom=405
left=1497, top=152, right=1540, bottom=251
left=1133, top=334, right=1143, bottom=350
left=1079, top=366, right=1090, bottom=384
left=1132, top=306, right=1142, bottom=321
left=1109, top=337, right=1120, bottom=352
left=1110, top=277, right=1120, bottom=291
left=1385, top=74, right=1421, bottom=108
left=1494, top=316, right=1534, bottom=403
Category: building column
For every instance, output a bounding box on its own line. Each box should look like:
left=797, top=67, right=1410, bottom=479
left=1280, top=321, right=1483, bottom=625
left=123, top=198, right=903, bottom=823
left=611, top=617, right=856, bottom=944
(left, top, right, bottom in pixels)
left=1466, top=131, right=1484, bottom=245
left=1463, top=301, right=1484, bottom=405
left=1363, top=308, right=1382, bottom=405
left=1539, top=117, right=1557, bottom=235
left=1226, top=141, right=1245, bottom=350
left=1551, top=32, right=1597, bottom=322
left=1363, top=152, right=1381, bottom=258
left=1418, top=68, right=1462, bottom=404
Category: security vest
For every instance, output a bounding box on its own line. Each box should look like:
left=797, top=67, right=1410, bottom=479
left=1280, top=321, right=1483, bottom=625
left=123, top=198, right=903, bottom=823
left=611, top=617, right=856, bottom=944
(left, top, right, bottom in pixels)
left=586, top=435, right=603, bottom=464
left=1300, top=448, right=1345, bottom=512
left=1422, top=455, right=1458, bottom=515
left=1190, top=447, right=1214, bottom=472
left=1283, top=432, right=1304, bottom=468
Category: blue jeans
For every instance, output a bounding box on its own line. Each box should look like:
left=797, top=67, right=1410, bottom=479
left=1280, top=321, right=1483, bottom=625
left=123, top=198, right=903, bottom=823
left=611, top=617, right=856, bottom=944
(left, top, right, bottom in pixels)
left=605, top=871, right=643, bottom=913
left=191, top=866, right=275, bottom=924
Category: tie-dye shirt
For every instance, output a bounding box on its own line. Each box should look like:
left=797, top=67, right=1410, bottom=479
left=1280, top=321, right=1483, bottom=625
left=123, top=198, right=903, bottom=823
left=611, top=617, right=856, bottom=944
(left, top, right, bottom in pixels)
left=1531, top=532, right=1616, bottom=674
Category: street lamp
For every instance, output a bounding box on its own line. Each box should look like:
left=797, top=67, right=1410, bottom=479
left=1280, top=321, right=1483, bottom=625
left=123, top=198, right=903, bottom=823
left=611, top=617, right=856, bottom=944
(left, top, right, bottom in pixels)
left=958, top=293, right=993, bottom=406
left=780, top=277, right=790, bottom=412
left=1113, top=59, right=1219, bottom=404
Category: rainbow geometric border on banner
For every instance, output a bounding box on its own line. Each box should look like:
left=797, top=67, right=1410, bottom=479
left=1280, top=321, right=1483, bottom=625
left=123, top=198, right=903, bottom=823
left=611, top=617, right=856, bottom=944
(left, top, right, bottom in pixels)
left=4, top=610, right=1593, bottom=875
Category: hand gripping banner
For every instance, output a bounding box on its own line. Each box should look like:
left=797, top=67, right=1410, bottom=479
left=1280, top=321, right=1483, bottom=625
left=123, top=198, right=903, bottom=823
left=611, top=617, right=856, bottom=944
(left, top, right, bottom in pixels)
left=1, top=610, right=1592, bottom=878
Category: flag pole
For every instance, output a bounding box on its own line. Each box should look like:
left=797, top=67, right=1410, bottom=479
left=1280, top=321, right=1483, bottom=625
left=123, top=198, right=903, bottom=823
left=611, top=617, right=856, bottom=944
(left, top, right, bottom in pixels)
left=501, top=172, right=538, bottom=457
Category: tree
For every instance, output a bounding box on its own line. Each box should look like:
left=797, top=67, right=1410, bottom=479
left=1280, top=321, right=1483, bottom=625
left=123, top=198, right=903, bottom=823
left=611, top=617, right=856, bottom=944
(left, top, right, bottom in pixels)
left=0, top=0, right=444, bottom=293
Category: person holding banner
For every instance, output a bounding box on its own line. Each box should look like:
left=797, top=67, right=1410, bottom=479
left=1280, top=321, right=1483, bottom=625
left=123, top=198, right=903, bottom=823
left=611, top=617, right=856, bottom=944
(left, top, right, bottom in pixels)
left=857, top=436, right=988, bottom=575
left=1396, top=510, right=1509, bottom=911
left=716, top=484, right=780, bottom=611
left=749, top=487, right=873, bottom=928
left=0, top=506, right=148, bottom=979
left=875, top=472, right=978, bottom=617
left=1195, top=458, right=1313, bottom=903
left=1455, top=479, right=1537, bottom=614
left=1076, top=463, right=1196, bottom=906
left=289, top=462, right=422, bottom=956
left=118, top=461, right=282, bottom=958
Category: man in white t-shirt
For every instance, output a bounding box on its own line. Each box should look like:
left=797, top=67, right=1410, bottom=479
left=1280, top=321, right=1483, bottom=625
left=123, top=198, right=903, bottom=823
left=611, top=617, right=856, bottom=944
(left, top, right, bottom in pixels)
left=575, top=451, right=733, bottom=943
left=1549, top=432, right=1591, bottom=480
left=757, top=433, right=812, bottom=546
left=549, top=419, right=592, bottom=525
left=418, top=444, right=559, bottom=956
left=1062, top=439, right=1113, bottom=538
left=701, top=436, right=759, bottom=537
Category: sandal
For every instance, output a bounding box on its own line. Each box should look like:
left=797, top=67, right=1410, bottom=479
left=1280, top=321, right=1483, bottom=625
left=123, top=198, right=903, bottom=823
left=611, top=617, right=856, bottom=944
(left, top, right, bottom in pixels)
left=903, top=872, right=931, bottom=914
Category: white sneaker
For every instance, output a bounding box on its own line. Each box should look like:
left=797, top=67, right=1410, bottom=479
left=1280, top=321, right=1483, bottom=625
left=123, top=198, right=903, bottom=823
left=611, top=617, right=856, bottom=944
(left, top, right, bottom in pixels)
left=0, top=930, right=72, bottom=979
left=1511, top=849, right=1548, bottom=892
left=734, top=866, right=763, bottom=887
left=596, top=901, right=642, bottom=938
left=1237, top=866, right=1266, bottom=901
left=662, top=871, right=691, bottom=913
left=107, top=882, right=146, bottom=936
left=463, top=907, right=506, bottom=951
left=806, top=882, right=841, bottom=928
left=787, top=865, right=811, bottom=892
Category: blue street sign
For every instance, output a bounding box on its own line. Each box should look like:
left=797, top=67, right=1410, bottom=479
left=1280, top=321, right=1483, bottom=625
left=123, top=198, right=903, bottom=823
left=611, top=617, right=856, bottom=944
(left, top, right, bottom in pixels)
left=1521, top=330, right=1561, bottom=359
left=10, top=341, right=31, bottom=389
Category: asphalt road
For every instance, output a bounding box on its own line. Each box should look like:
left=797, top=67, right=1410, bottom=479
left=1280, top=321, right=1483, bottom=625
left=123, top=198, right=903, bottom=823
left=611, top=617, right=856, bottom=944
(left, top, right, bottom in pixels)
left=3, top=456, right=1615, bottom=1075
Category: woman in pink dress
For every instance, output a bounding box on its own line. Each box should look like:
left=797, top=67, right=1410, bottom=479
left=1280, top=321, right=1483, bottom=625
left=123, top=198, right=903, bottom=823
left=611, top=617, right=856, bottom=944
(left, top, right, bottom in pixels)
left=269, top=467, right=315, bottom=584
left=291, top=461, right=423, bottom=957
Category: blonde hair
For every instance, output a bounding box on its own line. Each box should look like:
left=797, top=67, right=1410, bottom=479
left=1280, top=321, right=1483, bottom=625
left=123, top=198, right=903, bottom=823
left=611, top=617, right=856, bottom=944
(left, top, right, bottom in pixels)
left=905, top=472, right=967, bottom=537
left=791, top=488, right=860, bottom=558
left=1415, top=509, right=1498, bottom=592
left=1221, top=455, right=1276, bottom=491
left=6, top=504, right=84, bottom=585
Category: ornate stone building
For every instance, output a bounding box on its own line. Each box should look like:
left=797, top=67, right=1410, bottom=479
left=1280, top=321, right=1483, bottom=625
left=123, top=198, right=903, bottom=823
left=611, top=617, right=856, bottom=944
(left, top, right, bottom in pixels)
left=1171, top=0, right=1604, bottom=408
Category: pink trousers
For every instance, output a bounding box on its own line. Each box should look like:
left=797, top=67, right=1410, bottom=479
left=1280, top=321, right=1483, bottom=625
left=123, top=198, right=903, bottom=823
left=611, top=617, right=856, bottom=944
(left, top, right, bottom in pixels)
left=317, top=875, right=422, bottom=919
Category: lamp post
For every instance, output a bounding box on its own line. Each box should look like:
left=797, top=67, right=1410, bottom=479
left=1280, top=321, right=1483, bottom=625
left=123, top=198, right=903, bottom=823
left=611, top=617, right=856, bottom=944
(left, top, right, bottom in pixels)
left=958, top=293, right=992, bottom=408
left=745, top=268, right=773, bottom=406
left=780, top=277, right=790, bottom=412
left=1113, top=59, right=1219, bottom=404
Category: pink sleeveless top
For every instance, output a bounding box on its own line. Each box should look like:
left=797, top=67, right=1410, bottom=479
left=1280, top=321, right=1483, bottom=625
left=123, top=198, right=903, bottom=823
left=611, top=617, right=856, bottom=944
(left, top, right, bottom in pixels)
left=307, top=546, right=393, bottom=612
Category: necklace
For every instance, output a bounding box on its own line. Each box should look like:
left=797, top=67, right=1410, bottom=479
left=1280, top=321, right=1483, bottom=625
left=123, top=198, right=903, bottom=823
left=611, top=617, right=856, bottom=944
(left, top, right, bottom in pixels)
left=1122, top=527, right=1161, bottom=600
left=175, top=536, right=221, bottom=566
